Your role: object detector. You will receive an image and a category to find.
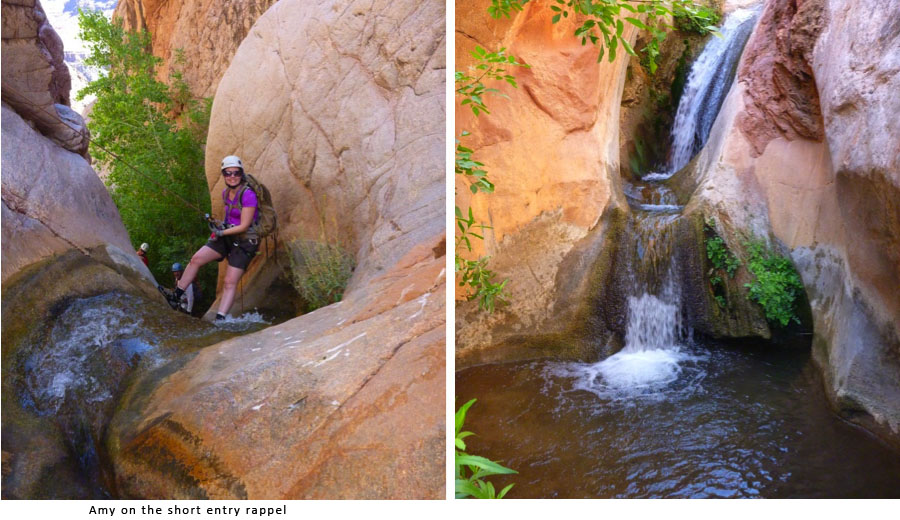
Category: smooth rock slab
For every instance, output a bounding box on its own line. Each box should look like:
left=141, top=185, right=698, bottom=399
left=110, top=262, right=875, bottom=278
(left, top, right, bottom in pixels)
left=110, top=235, right=446, bottom=499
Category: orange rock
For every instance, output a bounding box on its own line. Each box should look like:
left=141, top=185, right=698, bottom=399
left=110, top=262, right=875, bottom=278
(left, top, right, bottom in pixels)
left=114, top=0, right=278, bottom=99
left=455, top=0, right=634, bottom=352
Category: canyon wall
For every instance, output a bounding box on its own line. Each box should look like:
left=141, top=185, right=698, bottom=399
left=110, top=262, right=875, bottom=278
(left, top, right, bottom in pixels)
left=107, top=0, right=447, bottom=498
left=455, top=0, right=636, bottom=359
left=687, top=0, right=900, bottom=440
left=204, top=0, right=445, bottom=316
left=1, top=0, right=151, bottom=290
left=113, top=0, right=278, bottom=99
left=1, top=0, right=160, bottom=498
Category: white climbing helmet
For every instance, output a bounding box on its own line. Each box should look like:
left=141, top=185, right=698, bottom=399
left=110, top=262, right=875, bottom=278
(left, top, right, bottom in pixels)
left=140, top=243, right=149, bottom=252
left=221, top=155, right=243, bottom=171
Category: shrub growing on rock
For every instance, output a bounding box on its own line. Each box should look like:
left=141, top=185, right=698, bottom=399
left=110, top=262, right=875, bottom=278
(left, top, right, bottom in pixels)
left=288, top=239, right=354, bottom=311
left=743, top=239, right=804, bottom=327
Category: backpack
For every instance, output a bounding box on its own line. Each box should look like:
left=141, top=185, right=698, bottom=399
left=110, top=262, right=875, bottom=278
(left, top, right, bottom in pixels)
left=224, top=173, right=277, bottom=238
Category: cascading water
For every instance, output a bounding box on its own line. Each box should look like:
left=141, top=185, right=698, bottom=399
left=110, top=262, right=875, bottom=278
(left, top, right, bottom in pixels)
left=667, top=6, right=761, bottom=174
left=454, top=2, right=900, bottom=498
left=563, top=212, right=704, bottom=398
left=8, top=290, right=270, bottom=498
left=571, top=7, right=764, bottom=396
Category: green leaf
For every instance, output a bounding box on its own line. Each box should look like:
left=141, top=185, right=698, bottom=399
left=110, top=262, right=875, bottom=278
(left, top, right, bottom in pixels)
left=497, top=483, right=515, bottom=499
left=552, top=13, right=561, bottom=23
left=456, top=454, right=518, bottom=475
left=625, top=17, right=648, bottom=30
left=455, top=398, right=477, bottom=435
left=620, top=36, right=634, bottom=56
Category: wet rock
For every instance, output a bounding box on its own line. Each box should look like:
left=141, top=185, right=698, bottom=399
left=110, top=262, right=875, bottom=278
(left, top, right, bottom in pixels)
left=109, top=235, right=446, bottom=498
left=1, top=250, right=218, bottom=499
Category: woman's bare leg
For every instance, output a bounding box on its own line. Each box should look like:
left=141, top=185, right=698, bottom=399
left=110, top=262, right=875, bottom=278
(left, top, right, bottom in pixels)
left=177, top=245, right=221, bottom=290
left=217, top=265, right=245, bottom=316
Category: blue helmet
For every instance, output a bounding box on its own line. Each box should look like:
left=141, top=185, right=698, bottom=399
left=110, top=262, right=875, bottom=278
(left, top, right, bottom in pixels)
left=171, top=262, right=183, bottom=272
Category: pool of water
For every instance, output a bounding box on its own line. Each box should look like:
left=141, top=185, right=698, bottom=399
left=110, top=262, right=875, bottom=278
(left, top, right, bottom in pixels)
left=456, top=340, right=900, bottom=498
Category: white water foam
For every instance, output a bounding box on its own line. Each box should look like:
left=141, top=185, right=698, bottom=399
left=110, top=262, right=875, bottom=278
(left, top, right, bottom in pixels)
left=25, top=295, right=147, bottom=414
left=637, top=203, right=683, bottom=213
left=641, top=172, right=675, bottom=182
left=214, top=311, right=270, bottom=331
left=552, top=285, right=705, bottom=401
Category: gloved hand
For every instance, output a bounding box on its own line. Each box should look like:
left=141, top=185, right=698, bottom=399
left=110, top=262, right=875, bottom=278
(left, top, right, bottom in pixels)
left=207, top=220, right=222, bottom=233
left=210, top=227, right=225, bottom=240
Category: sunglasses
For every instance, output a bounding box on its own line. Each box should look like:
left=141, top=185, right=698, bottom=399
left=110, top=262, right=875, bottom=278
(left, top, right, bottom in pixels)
left=222, top=170, right=242, bottom=178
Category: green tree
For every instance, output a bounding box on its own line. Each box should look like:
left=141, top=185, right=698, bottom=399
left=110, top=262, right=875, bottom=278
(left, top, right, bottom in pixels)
left=77, top=10, right=216, bottom=308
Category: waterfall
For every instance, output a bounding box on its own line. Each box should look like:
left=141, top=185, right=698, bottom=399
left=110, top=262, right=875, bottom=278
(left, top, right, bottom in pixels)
left=623, top=293, right=682, bottom=353
left=667, top=6, right=761, bottom=174
left=571, top=220, right=696, bottom=396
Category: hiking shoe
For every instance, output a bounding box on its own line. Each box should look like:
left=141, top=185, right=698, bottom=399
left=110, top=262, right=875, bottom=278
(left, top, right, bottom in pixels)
left=158, top=285, right=180, bottom=310
left=215, top=313, right=226, bottom=321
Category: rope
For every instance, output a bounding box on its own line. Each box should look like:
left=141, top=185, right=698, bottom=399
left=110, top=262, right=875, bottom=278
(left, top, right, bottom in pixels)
left=91, top=141, right=211, bottom=219
left=5, top=86, right=212, bottom=221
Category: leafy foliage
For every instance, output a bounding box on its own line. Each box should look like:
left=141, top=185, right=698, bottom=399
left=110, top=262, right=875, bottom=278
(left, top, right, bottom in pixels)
left=455, top=48, right=529, bottom=313
left=456, top=399, right=517, bottom=499
left=707, top=236, right=740, bottom=278
left=288, top=239, right=355, bottom=311
left=456, top=46, right=529, bottom=117
left=743, top=239, right=805, bottom=327
left=673, top=1, right=721, bottom=33
left=77, top=10, right=216, bottom=307
left=489, top=0, right=720, bottom=74
left=704, top=220, right=740, bottom=308
left=455, top=131, right=494, bottom=194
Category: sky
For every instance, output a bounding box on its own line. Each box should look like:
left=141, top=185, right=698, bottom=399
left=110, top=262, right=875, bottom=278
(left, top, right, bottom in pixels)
left=41, top=0, right=118, bottom=54
left=40, top=1, right=118, bottom=111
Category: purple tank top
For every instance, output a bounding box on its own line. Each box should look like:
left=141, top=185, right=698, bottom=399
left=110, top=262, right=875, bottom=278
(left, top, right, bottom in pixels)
left=222, top=186, right=259, bottom=227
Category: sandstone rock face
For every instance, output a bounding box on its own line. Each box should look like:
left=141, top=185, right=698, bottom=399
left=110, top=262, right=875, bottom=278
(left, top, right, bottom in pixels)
left=106, top=0, right=446, bottom=498
left=2, top=2, right=165, bottom=498
left=1, top=0, right=89, bottom=156
left=114, top=0, right=279, bottom=99
left=736, top=0, right=825, bottom=155
left=807, top=0, right=900, bottom=440
left=455, top=0, right=635, bottom=356
left=110, top=236, right=446, bottom=499
left=204, top=0, right=445, bottom=315
left=688, top=0, right=900, bottom=441
left=1, top=104, right=144, bottom=283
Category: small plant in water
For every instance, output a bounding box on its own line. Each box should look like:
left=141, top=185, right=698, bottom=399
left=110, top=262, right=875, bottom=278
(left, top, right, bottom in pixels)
left=742, top=238, right=804, bottom=327
left=456, top=398, right=517, bottom=499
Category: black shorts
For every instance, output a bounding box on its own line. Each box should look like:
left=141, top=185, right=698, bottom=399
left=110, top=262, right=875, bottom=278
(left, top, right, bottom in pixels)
left=205, top=236, right=259, bottom=270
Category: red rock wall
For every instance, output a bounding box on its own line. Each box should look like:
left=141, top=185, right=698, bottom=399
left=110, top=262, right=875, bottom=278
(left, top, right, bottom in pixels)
left=736, top=0, right=826, bottom=155
left=113, top=0, right=278, bottom=99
